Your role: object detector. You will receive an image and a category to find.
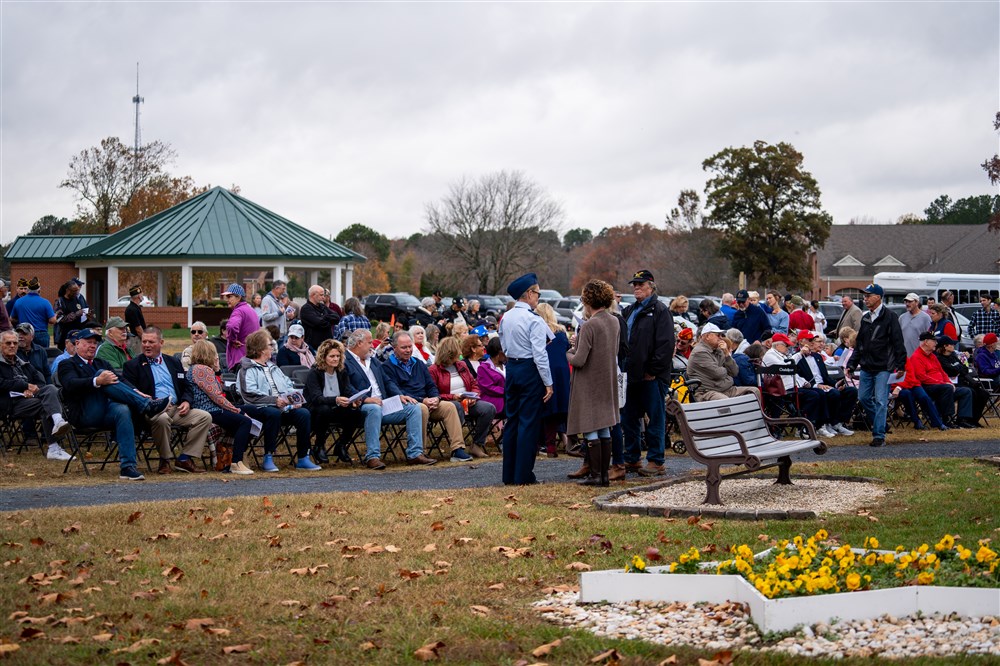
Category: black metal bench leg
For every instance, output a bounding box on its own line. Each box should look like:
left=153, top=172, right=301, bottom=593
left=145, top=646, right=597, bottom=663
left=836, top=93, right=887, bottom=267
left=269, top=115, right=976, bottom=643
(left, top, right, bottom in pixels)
left=704, top=463, right=723, bottom=505
left=775, top=456, right=793, bottom=485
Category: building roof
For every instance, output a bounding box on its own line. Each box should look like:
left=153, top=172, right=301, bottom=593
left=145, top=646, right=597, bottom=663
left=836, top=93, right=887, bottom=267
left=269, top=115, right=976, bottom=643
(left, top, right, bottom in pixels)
left=5, top=234, right=106, bottom=263
left=68, top=187, right=366, bottom=262
left=817, top=224, right=999, bottom=277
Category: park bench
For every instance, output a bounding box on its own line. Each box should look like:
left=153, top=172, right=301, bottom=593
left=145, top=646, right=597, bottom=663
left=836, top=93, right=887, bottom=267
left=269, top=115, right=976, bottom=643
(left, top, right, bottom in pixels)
left=665, top=393, right=828, bottom=505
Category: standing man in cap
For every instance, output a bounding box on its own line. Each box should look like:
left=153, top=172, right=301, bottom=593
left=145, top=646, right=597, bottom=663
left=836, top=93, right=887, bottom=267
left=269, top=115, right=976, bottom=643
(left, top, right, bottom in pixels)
left=899, top=293, right=932, bottom=358
left=620, top=270, right=674, bottom=476
left=58, top=329, right=170, bottom=481
left=731, top=289, right=769, bottom=343
left=846, top=283, right=906, bottom=447
left=0, top=280, right=11, bottom=332
left=9, top=278, right=55, bottom=347
left=6, top=278, right=28, bottom=317
left=498, top=273, right=553, bottom=485
left=95, top=317, right=133, bottom=369
left=54, top=278, right=92, bottom=349
left=124, top=285, right=147, bottom=358
left=222, top=284, right=260, bottom=371
left=261, top=279, right=289, bottom=340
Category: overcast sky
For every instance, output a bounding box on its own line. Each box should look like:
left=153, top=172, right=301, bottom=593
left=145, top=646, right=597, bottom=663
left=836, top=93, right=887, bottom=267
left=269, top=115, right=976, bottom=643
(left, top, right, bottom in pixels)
left=2, top=1, right=997, bottom=246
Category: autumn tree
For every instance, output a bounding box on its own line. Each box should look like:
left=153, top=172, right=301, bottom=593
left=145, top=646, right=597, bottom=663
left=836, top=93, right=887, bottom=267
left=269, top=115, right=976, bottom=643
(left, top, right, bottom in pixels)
left=982, top=111, right=1000, bottom=232
left=666, top=189, right=703, bottom=230
left=118, top=175, right=209, bottom=228
left=59, top=136, right=176, bottom=233
left=570, top=223, right=671, bottom=291
left=425, top=170, right=564, bottom=294
left=702, top=140, right=832, bottom=290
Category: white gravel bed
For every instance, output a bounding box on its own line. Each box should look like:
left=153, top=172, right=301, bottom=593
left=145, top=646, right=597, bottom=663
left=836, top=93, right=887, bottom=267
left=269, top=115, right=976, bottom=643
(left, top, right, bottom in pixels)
left=606, top=478, right=885, bottom=514
left=533, top=591, right=1000, bottom=658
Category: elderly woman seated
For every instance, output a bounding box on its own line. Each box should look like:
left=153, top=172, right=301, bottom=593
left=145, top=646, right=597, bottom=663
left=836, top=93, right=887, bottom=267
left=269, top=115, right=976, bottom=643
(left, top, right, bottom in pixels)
left=304, top=339, right=365, bottom=464
left=276, top=323, right=315, bottom=368
left=410, top=325, right=435, bottom=364
left=428, top=337, right=495, bottom=458
left=236, top=329, right=319, bottom=472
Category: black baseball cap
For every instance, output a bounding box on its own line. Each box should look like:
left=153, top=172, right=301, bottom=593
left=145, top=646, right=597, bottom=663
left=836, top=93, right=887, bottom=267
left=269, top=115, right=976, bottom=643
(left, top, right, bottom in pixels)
left=736, top=289, right=750, bottom=303
left=628, top=270, right=654, bottom=284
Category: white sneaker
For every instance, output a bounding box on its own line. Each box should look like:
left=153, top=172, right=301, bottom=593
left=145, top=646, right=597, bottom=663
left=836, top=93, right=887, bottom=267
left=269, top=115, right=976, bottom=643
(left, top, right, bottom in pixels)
left=832, top=423, right=855, bottom=436
left=46, top=446, right=74, bottom=461
left=816, top=426, right=836, bottom=438
left=51, top=416, right=72, bottom=438
left=231, top=461, right=254, bottom=475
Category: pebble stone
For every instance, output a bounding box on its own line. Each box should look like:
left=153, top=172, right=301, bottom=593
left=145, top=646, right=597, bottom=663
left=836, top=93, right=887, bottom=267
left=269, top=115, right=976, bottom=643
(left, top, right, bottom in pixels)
left=532, top=592, right=1000, bottom=658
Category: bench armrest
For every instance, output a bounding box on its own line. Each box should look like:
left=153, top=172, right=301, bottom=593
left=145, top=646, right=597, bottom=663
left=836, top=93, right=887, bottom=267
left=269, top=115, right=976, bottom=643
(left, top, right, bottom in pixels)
left=761, top=413, right=818, bottom=440
left=683, top=426, right=752, bottom=457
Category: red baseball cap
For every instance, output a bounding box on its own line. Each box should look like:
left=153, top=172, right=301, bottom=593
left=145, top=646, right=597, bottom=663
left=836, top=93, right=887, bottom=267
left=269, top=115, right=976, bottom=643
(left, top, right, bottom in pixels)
left=771, top=333, right=792, bottom=345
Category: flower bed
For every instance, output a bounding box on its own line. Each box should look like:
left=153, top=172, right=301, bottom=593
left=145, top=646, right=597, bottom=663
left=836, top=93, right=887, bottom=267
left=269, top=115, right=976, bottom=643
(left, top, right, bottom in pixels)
left=579, top=531, right=1000, bottom=633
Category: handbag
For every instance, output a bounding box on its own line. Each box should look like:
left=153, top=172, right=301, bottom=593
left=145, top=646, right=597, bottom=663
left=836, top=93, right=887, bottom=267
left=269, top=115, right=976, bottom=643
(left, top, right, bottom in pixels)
left=617, top=368, right=628, bottom=408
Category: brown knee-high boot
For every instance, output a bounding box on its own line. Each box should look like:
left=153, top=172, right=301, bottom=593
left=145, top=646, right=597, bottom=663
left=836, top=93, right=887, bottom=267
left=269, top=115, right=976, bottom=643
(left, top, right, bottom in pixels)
left=580, top=440, right=606, bottom=486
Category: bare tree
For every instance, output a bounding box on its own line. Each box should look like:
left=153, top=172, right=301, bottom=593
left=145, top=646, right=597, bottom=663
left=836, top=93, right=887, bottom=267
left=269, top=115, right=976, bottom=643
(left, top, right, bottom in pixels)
left=59, top=136, right=176, bottom=233
left=425, top=171, right=564, bottom=293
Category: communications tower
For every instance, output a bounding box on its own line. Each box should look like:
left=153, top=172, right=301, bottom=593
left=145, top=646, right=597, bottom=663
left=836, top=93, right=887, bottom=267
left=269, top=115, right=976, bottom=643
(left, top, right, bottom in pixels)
left=132, top=62, right=144, bottom=154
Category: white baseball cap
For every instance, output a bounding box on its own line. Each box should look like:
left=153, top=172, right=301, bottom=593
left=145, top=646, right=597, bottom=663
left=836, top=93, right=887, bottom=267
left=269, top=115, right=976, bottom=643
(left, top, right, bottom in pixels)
left=903, top=293, right=920, bottom=302
left=700, top=323, right=724, bottom=335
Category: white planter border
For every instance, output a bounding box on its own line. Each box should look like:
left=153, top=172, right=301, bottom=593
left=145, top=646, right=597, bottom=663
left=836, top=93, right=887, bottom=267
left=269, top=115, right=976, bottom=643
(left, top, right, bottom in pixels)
left=578, top=549, right=1000, bottom=634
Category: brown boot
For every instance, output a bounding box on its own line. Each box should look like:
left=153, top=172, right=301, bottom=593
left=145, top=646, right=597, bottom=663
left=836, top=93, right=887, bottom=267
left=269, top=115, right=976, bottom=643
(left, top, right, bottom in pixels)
left=567, top=460, right=591, bottom=479
left=608, top=464, right=626, bottom=482
left=580, top=441, right=606, bottom=486
left=468, top=443, right=489, bottom=458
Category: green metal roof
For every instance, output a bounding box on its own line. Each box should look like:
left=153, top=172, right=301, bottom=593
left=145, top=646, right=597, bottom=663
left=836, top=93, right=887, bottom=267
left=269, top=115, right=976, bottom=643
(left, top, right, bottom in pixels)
left=69, top=187, right=366, bottom=262
left=5, top=234, right=107, bottom=262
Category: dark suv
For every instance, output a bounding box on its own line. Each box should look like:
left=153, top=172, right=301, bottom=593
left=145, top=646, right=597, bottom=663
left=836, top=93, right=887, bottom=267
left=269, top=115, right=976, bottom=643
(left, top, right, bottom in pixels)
left=363, top=292, right=421, bottom=323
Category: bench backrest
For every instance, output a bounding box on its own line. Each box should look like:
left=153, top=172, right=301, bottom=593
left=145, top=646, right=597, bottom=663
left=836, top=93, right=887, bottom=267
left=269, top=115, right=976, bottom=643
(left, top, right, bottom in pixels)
left=675, top=394, right=775, bottom=459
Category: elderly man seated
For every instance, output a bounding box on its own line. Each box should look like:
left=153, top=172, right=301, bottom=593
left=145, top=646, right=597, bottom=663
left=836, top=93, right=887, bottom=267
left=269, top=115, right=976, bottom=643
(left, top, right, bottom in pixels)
left=15, top=323, right=52, bottom=385
left=380, top=331, right=472, bottom=462
left=95, top=317, right=133, bottom=369
left=687, top=323, right=761, bottom=402
left=0, top=329, right=74, bottom=460
left=342, top=328, right=435, bottom=469
left=762, top=332, right=832, bottom=436
left=794, top=330, right=856, bottom=436
left=901, top=332, right=976, bottom=429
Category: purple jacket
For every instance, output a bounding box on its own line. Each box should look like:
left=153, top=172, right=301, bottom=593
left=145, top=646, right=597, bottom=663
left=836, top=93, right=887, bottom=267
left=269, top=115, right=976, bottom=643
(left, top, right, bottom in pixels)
left=477, top=357, right=505, bottom=415
left=974, top=346, right=1000, bottom=379
left=226, top=301, right=260, bottom=371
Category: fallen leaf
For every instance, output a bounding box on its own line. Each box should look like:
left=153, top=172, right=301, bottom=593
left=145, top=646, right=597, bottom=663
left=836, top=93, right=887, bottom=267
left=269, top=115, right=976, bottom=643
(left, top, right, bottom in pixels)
left=565, top=562, right=592, bottom=572
left=507, top=512, right=522, bottom=520
left=92, top=632, right=114, bottom=642
left=0, top=644, right=20, bottom=655
left=430, top=521, right=445, bottom=531
left=532, top=638, right=563, bottom=657
left=469, top=605, right=491, bottom=616
left=222, top=643, right=253, bottom=655
left=183, top=618, right=215, bottom=631
left=645, top=547, right=662, bottom=562
left=591, top=648, right=622, bottom=663
left=279, top=600, right=301, bottom=607
left=162, top=566, right=184, bottom=581
left=19, top=628, right=44, bottom=640
left=206, top=628, right=231, bottom=636
left=359, top=640, right=379, bottom=651
left=29, top=537, right=45, bottom=547
left=385, top=545, right=401, bottom=553
left=62, top=523, right=81, bottom=535
left=697, top=521, right=715, bottom=532
left=686, top=515, right=701, bottom=525
left=657, top=657, right=678, bottom=665
left=127, top=511, right=143, bottom=524
left=262, top=497, right=273, bottom=508
left=112, top=637, right=161, bottom=654
left=156, top=651, right=191, bottom=665
left=221, top=507, right=235, bottom=519
left=422, top=544, right=437, bottom=552
left=487, top=583, right=505, bottom=590
left=413, top=640, right=445, bottom=661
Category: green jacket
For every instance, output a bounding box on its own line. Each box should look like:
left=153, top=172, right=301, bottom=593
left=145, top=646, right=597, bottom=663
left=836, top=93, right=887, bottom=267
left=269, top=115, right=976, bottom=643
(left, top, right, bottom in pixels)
left=95, top=341, right=131, bottom=370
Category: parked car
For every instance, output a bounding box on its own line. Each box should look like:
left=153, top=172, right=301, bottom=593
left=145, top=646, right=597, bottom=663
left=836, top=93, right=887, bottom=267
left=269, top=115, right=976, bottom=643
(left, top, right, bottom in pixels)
left=116, top=295, right=155, bottom=308
left=817, top=301, right=844, bottom=337
left=464, top=294, right=506, bottom=316
left=494, top=294, right=513, bottom=306
left=363, top=292, right=421, bottom=323
left=538, top=289, right=563, bottom=304
left=550, top=298, right=578, bottom=321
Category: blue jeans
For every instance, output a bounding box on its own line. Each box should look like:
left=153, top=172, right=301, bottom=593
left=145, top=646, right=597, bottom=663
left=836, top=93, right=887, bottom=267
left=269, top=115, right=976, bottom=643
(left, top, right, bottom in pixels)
left=76, top=382, right=151, bottom=470
left=360, top=402, right=423, bottom=460
left=622, top=378, right=667, bottom=466
left=858, top=370, right=892, bottom=439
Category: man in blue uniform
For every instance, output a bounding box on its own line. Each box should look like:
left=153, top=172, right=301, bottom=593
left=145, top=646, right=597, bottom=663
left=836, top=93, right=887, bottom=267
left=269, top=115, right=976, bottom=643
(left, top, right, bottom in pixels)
left=498, top=273, right=553, bottom=485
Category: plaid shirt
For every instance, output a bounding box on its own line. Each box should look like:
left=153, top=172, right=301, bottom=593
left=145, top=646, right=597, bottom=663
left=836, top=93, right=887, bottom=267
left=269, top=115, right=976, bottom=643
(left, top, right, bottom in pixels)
left=333, top=314, right=372, bottom=341
left=968, top=306, right=1000, bottom=338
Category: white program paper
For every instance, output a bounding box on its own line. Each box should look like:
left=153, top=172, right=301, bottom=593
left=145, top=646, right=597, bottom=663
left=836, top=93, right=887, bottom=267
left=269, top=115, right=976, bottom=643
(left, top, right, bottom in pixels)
left=249, top=418, right=263, bottom=437
left=348, top=387, right=371, bottom=403
left=380, top=395, right=403, bottom=416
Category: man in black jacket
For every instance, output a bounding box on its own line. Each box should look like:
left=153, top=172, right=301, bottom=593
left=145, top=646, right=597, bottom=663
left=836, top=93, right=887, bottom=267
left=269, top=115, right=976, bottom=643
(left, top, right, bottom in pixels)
left=0, top=329, right=73, bottom=460
left=300, top=285, right=340, bottom=350
left=620, top=270, right=675, bottom=476
left=123, top=326, right=212, bottom=474
left=846, top=283, right=906, bottom=447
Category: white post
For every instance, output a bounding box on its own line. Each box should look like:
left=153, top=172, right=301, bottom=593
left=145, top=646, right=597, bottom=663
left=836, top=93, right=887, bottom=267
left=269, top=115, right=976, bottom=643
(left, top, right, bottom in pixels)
left=181, top=265, right=193, bottom=327
left=309, top=270, right=319, bottom=288
left=107, top=266, right=119, bottom=313
left=274, top=265, right=286, bottom=284
left=78, top=267, right=88, bottom=300
left=156, top=271, right=166, bottom=307
left=333, top=266, right=342, bottom=305
left=345, top=267, right=354, bottom=300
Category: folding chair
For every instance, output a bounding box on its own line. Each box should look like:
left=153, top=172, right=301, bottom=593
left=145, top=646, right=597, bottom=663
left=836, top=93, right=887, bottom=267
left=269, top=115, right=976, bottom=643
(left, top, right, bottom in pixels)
left=755, top=363, right=808, bottom=438
left=62, top=426, right=117, bottom=476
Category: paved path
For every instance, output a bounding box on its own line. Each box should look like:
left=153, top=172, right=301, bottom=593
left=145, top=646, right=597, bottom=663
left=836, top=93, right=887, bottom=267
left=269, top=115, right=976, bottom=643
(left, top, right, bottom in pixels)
left=1, top=440, right=996, bottom=512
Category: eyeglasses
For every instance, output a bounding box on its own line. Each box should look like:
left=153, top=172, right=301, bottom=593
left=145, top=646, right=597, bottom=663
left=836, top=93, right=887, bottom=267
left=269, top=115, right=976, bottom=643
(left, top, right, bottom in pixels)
left=191, top=329, right=206, bottom=335
left=527, top=289, right=541, bottom=295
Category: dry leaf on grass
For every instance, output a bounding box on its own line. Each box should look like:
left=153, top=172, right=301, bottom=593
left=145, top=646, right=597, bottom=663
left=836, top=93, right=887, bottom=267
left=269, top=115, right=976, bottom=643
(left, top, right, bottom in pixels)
left=657, top=657, right=678, bottom=665
left=430, top=521, right=445, bottom=531
left=565, top=562, right=592, bottom=572
left=91, top=633, right=114, bottom=642
left=127, top=511, right=143, bottom=524
left=507, top=511, right=522, bottom=520
left=18, top=628, right=44, bottom=640
left=591, top=648, right=622, bottom=663
left=0, top=644, right=20, bottom=655
left=359, top=640, right=379, bottom=651
left=698, top=650, right=734, bottom=666
left=222, top=644, right=253, bottom=654
left=385, top=545, right=401, bottom=553
left=469, top=605, right=490, bottom=617
left=413, top=640, right=445, bottom=661
left=531, top=638, right=564, bottom=657
left=29, top=537, right=45, bottom=547
left=61, top=523, right=81, bottom=535
left=156, top=652, right=191, bottom=666
left=422, top=544, right=437, bottom=552
left=487, top=583, right=505, bottom=590
left=262, top=497, right=273, bottom=508
left=112, top=637, right=161, bottom=654
left=279, top=600, right=301, bottom=607
left=162, top=566, right=184, bottom=581
left=183, top=618, right=215, bottom=631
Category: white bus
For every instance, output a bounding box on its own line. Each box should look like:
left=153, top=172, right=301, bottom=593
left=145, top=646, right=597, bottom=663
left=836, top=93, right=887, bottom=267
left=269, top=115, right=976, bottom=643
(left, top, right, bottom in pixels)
left=872, top=272, right=1000, bottom=305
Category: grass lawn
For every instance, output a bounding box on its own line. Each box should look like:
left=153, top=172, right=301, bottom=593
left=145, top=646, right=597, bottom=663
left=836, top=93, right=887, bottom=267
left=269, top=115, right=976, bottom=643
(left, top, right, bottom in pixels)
left=0, top=458, right=997, bottom=665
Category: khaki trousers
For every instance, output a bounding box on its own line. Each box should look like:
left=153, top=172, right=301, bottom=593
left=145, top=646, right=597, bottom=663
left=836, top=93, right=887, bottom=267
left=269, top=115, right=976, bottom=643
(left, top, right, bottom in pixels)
left=418, top=401, right=465, bottom=453
left=696, top=386, right=761, bottom=403
left=145, top=405, right=212, bottom=459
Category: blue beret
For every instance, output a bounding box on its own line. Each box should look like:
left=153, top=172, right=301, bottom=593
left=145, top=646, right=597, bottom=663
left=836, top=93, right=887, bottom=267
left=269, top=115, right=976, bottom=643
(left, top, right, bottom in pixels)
left=507, top=273, right=538, bottom=300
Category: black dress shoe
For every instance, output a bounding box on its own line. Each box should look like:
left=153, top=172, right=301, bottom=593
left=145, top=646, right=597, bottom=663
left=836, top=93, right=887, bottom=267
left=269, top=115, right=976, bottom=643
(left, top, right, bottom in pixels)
left=312, top=446, right=329, bottom=464
left=144, top=397, right=170, bottom=417
left=869, top=438, right=886, bottom=447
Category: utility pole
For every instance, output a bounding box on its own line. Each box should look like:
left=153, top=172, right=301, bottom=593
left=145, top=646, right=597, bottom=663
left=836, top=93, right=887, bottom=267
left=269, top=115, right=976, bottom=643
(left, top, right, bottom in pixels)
left=132, top=62, right=144, bottom=155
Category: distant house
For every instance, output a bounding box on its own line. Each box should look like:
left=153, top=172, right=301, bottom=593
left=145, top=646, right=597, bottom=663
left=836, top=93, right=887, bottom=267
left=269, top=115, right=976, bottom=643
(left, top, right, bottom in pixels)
left=813, top=224, right=999, bottom=299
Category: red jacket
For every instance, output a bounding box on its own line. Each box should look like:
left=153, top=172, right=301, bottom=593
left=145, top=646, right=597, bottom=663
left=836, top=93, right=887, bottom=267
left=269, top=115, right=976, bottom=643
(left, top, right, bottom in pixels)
left=901, top=348, right=951, bottom=389
left=428, top=361, right=479, bottom=401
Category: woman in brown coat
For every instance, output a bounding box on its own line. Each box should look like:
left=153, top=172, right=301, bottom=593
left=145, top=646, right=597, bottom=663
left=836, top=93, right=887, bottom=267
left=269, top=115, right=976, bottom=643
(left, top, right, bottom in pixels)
left=566, top=279, right=620, bottom=486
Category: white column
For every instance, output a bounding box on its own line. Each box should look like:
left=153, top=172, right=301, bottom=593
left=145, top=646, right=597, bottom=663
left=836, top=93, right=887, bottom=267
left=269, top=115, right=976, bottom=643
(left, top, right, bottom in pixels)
left=107, top=266, right=119, bottom=312
left=78, top=267, right=88, bottom=300
left=332, top=266, right=342, bottom=304
left=345, top=266, right=354, bottom=300
left=309, top=270, right=319, bottom=288
left=156, top=271, right=166, bottom=307
left=273, top=265, right=286, bottom=283
left=181, top=265, right=193, bottom=327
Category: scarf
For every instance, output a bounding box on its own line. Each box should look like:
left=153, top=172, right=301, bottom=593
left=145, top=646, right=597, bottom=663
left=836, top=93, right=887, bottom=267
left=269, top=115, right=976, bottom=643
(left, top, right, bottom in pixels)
left=414, top=343, right=430, bottom=361
left=283, top=340, right=314, bottom=367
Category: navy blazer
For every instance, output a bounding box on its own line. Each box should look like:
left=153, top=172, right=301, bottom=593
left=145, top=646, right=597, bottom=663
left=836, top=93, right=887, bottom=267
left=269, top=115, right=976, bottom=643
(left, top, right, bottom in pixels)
left=795, top=355, right=833, bottom=387
left=123, top=353, right=195, bottom=405
left=58, top=355, right=134, bottom=424
left=343, top=351, right=401, bottom=399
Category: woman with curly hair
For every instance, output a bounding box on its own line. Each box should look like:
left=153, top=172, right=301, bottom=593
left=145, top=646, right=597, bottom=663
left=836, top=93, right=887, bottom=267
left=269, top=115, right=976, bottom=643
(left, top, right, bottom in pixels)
left=304, top=339, right=365, bottom=464
left=565, top=280, right=620, bottom=486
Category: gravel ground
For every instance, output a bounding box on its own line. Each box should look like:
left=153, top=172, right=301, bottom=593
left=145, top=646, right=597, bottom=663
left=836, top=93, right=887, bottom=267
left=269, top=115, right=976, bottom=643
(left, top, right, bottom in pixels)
left=533, top=592, right=1000, bottom=659
left=605, top=478, right=886, bottom=514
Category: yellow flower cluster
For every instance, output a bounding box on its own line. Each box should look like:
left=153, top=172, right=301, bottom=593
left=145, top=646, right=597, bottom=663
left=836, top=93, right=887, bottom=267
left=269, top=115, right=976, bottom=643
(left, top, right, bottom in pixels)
left=625, top=554, right=647, bottom=573
left=638, top=531, right=1000, bottom=600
